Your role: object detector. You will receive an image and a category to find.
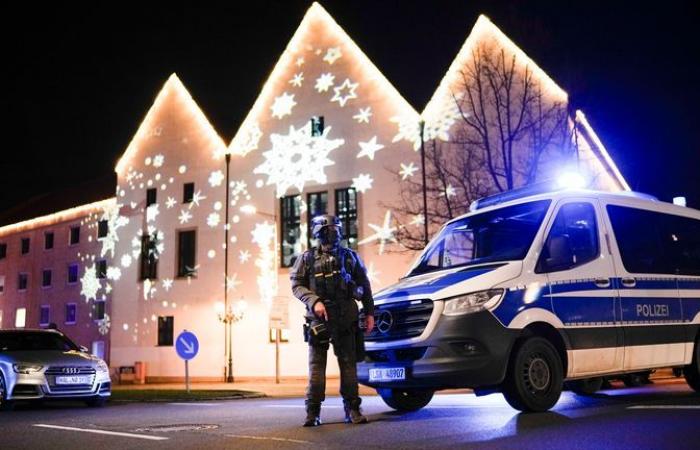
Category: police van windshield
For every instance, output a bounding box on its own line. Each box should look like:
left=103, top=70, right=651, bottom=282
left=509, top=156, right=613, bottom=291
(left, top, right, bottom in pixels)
left=409, top=199, right=551, bottom=276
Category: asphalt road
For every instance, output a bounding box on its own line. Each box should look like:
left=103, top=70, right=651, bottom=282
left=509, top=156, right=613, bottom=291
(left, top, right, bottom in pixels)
left=1, top=379, right=699, bottom=450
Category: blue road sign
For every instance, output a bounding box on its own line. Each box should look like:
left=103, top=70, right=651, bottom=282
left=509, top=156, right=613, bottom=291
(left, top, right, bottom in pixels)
left=175, top=330, right=199, bottom=361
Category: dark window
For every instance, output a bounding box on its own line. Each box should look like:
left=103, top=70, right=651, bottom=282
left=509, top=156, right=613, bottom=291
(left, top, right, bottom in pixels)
left=97, top=220, right=109, bottom=239
left=280, top=195, right=302, bottom=268
left=68, top=264, right=79, bottom=284
left=96, top=260, right=107, bottom=279
left=310, top=116, right=324, bottom=137
left=44, top=232, right=54, bottom=250
left=65, top=303, right=77, bottom=324
left=146, top=188, right=157, bottom=207
left=669, top=215, right=700, bottom=275
left=21, top=238, right=30, bottom=255
left=335, top=188, right=358, bottom=250
left=69, top=226, right=80, bottom=245
left=140, top=234, right=158, bottom=280
left=0, top=275, right=4, bottom=293
left=40, top=306, right=50, bottom=326
left=177, top=230, right=197, bottom=277
left=537, top=202, right=599, bottom=273
left=158, top=316, right=174, bottom=346
left=18, top=273, right=28, bottom=291
left=42, top=269, right=52, bottom=287
left=0, top=243, right=6, bottom=259
left=607, top=206, right=672, bottom=274
left=183, top=183, right=195, bottom=204
left=307, top=191, right=328, bottom=248
left=94, top=300, right=106, bottom=321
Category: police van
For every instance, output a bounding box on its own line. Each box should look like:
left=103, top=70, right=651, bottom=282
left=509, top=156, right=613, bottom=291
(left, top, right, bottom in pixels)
left=358, top=185, right=700, bottom=412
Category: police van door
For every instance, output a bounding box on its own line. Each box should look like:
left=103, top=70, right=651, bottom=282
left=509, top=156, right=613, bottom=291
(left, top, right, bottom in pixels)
left=537, top=198, right=623, bottom=377
left=603, top=204, right=686, bottom=370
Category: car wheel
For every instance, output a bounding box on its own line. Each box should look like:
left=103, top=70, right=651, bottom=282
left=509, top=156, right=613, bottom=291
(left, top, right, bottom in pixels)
left=684, top=337, right=700, bottom=393
left=377, top=388, right=434, bottom=411
left=85, top=396, right=107, bottom=408
left=0, top=373, right=15, bottom=412
left=502, top=337, right=563, bottom=412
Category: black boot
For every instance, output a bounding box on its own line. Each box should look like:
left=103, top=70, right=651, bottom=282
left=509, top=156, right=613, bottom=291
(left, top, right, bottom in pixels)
left=344, top=399, right=368, bottom=424
left=303, top=402, right=322, bottom=427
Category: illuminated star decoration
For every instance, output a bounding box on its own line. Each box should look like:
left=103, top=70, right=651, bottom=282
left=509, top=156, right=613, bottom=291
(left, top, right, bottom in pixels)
left=411, top=214, right=425, bottom=226
left=323, top=47, right=342, bottom=64
left=358, top=210, right=398, bottom=255
left=178, top=209, right=192, bottom=224
left=239, top=250, right=251, bottom=263
left=254, top=124, right=344, bottom=197
left=315, top=73, right=335, bottom=93
left=443, top=184, right=457, bottom=198
left=289, top=72, right=304, bottom=87
left=98, top=314, right=111, bottom=335
left=270, top=92, right=297, bottom=119
left=352, top=173, right=373, bottom=193
left=225, top=273, right=242, bottom=292
left=146, top=204, right=159, bottom=222
left=423, top=92, right=464, bottom=141
left=100, top=204, right=129, bottom=259
left=331, top=79, right=358, bottom=107
left=366, top=262, right=381, bottom=284
left=356, top=136, right=384, bottom=160
left=166, top=197, right=177, bottom=209
left=295, top=56, right=304, bottom=67
left=390, top=115, right=422, bottom=151
left=353, top=107, right=372, bottom=124
left=399, top=162, right=419, bottom=180
left=208, top=170, right=225, bottom=187
left=207, top=213, right=221, bottom=228
left=80, top=263, right=101, bottom=302
left=189, top=190, right=206, bottom=209
left=162, top=278, right=174, bottom=291
left=153, top=154, right=165, bottom=168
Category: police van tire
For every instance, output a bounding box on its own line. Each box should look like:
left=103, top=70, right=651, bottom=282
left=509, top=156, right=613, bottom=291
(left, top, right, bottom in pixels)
left=684, top=338, right=700, bottom=393
left=502, top=337, right=563, bottom=412
left=569, top=377, right=604, bottom=396
left=377, top=388, right=434, bottom=412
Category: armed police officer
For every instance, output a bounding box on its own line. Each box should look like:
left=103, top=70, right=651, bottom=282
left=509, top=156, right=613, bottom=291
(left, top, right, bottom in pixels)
left=290, top=214, right=375, bottom=427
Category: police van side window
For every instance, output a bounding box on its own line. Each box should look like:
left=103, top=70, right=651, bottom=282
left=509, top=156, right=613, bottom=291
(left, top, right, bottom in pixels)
left=537, top=202, right=598, bottom=273
left=670, top=215, right=700, bottom=275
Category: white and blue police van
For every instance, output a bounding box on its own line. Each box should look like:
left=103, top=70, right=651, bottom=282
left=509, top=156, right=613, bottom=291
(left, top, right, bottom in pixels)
left=358, top=184, right=700, bottom=412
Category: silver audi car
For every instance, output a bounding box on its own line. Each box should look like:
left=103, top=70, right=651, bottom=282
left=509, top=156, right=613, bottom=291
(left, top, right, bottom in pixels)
left=0, top=329, right=111, bottom=410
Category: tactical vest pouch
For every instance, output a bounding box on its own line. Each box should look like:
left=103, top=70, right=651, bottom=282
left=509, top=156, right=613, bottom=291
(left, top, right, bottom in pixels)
left=303, top=322, right=310, bottom=343
left=309, top=321, right=331, bottom=348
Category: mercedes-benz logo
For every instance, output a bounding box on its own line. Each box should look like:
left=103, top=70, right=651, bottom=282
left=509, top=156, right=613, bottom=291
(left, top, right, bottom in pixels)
left=62, top=367, right=79, bottom=375
left=376, top=310, right=394, bottom=334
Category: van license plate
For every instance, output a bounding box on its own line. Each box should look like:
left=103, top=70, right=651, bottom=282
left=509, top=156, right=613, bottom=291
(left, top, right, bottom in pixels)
left=369, top=368, right=405, bottom=382
left=55, top=375, right=90, bottom=385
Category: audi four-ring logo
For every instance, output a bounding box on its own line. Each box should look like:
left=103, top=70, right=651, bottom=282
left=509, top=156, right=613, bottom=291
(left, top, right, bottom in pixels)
left=376, top=310, right=394, bottom=334
left=62, top=367, right=79, bottom=374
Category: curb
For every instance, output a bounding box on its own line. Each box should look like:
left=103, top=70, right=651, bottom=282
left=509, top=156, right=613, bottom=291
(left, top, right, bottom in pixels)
left=109, top=391, right=267, bottom=403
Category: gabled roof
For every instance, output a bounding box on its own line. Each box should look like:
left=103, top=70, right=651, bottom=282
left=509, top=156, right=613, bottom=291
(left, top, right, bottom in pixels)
left=227, top=1, right=418, bottom=156
left=115, top=74, right=227, bottom=173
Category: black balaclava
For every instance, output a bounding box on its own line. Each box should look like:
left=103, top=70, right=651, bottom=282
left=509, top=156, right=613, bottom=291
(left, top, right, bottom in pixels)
left=319, top=225, right=341, bottom=249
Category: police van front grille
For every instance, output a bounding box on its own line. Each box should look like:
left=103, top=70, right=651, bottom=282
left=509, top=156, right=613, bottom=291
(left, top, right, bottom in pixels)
left=366, top=299, right=433, bottom=342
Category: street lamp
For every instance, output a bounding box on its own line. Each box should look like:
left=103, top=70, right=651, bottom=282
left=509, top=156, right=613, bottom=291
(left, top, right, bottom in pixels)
left=419, top=120, right=429, bottom=247
left=216, top=299, right=247, bottom=383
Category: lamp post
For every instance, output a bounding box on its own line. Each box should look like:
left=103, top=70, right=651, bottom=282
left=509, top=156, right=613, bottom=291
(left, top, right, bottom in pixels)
left=216, top=299, right=247, bottom=383
left=223, top=152, right=233, bottom=382
left=419, top=120, right=429, bottom=246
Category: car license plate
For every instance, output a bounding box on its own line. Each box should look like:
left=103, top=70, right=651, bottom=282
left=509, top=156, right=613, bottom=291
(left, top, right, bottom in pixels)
left=55, top=375, right=90, bottom=385
left=369, top=368, right=405, bottom=382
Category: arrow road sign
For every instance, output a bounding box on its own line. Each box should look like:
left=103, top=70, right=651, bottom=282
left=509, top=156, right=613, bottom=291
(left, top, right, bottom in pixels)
left=175, top=330, right=199, bottom=361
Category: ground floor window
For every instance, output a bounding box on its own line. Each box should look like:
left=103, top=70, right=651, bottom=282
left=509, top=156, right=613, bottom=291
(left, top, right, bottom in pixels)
left=65, top=303, right=77, bottom=325
left=158, top=316, right=174, bottom=346
left=40, top=305, right=50, bottom=326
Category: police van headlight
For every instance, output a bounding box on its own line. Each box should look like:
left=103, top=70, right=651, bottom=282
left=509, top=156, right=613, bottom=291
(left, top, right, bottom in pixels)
left=442, top=289, right=504, bottom=316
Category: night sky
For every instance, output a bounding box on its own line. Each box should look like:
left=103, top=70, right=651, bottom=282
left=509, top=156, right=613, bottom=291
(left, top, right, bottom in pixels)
left=4, top=0, right=699, bottom=212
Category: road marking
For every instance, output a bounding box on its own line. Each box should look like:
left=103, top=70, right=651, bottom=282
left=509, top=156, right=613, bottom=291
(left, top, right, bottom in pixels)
left=627, top=405, right=700, bottom=410
left=168, top=402, right=218, bottom=406
left=33, top=424, right=169, bottom=441
left=226, top=434, right=311, bottom=444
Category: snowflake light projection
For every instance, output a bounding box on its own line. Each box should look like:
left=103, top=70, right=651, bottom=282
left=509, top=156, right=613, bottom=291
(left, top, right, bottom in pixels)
left=352, top=173, right=373, bottom=193
left=270, top=92, right=297, bottom=119
left=231, top=122, right=263, bottom=156
left=254, top=124, right=344, bottom=197
left=331, top=79, right=358, bottom=107
left=146, top=204, right=159, bottom=222
left=315, top=73, right=335, bottom=92
left=356, top=136, right=384, bottom=160
left=98, top=313, right=111, bottom=335
left=229, top=179, right=250, bottom=207
left=99, top=203, right=129, bottom=259
left=442, top=184, right=457, bottom=198
left=121, top=254, right=133, bottom=268
left=81, top=263, right=101, bottom=302
left=166, top=197, right=177, bottom=209
left=366, top=262, right=381, bottom=284
left=153, top=154, right=165, bottom=168
left=251, top=222, right=277, bottom=305
left=358, top=210, right=398, bottom=255
left=390, top=115, right=423, bottom=151
left=225, top=273, right=242, bottom=292
left=289, top=72, right=304, bottom=87
left=399, top=162, right=419, bottom=180
left=106, top=267, right=122, bottom=281
left=353, top=107, right=372, bottom=123
left=422, top=93, right=464, bottom=142
left=323, top=47, right=342, bottom=64
left=239, top=250, right=251, bottom=263
left=207, top=212, right=221, bottom=228
left=162, top=278, right=174, bottom=291
left=410, top=214, right=425, bottom=226
left=208, top=170, right=225, bottom=187
left=189, top=190, right=206, bottom=209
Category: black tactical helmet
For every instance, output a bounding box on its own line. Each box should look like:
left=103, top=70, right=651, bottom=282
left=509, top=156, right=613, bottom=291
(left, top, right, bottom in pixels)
left=311, top=214, right=342, bottom=239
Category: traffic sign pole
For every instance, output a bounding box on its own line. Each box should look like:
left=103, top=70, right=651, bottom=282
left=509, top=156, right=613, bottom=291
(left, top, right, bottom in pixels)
left=175, top=330, right=199, bottom=393
left=185, top=360, right=190, bottom=393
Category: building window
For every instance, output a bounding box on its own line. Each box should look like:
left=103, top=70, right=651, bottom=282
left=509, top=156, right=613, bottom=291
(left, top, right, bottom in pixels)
left=92, top=341, right=105, bottom=359
left=310, top=116, right=324, bottom=137
left=65, top=303, right=77, bottom=325
left=0, top=275, right=4, bottom=294
left=45, top=232, right=54, bottom=250
left=96, top=260, right=107, bottom=279
left=177, top=230, right=197, bottom=278
left=280, top=194, right=302, bottom=268
left=68, top=263, right=79, bottom=284
left=94, top=300, right=106, bottom=321
left=335, top=188, right=358, bottom=250
left=0, top=243, right=6, bottom=259
left=40, top=305, right=50, bottom=326
left=307, top=191, right=328, bottom=248
left=97, top=220, right=109, bottom=239
left=18, top=273, right=28, bottom=291
left=140, top=234, right=158, bottom=280
left=69, top=226, right=80, bottom=245
left=42, top=269, right=52, bottom=288
left=158, top=316, right=174, bottom=346
left=21, top=237, right=30, bottom=255
left=183, top=183, right=195, bottom=204
left=146, top=188, right=157, bottom=207
left=15, top=308, right=26, bottom=328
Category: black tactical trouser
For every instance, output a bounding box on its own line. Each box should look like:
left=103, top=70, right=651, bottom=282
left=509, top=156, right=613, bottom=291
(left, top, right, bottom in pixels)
left=306, top=323, right=361, bottom=409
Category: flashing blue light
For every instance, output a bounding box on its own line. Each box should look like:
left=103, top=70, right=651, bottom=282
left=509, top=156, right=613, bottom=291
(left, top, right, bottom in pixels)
left=557, top=172, right=586, bottom=189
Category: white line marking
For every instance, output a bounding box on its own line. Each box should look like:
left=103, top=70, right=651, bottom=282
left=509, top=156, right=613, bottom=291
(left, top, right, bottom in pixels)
left=34, top=424, right=169, bottom=441
left=226, top=434, right=311, bottom=444
left=627, top=405, right=700, bottom=410
left=168, top=402, right=218, bottom=406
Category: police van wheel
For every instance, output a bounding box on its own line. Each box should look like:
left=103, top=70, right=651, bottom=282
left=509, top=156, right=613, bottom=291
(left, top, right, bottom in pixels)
left=569, top=377, right=604, bottom=396
left=684, top=338, right=700, bottom=393
left=502, top=337, right=563, bottom=412
left=377, top=388, right=434, bottom=412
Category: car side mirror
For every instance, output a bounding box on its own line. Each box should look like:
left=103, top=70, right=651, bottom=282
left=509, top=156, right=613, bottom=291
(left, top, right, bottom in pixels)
left=80, top=345, right=89, bottom=353
left=543, top=234, right=574, bottom=272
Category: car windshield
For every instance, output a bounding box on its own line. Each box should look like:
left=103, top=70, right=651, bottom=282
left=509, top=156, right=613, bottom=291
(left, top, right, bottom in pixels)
left=0, top=332, right=80, bottom=352
left=409, top=199, right=551, bottom=276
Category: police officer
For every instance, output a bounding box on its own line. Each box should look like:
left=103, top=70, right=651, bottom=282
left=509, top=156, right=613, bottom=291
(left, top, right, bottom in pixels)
left=290, top=214, right=375, bottom=427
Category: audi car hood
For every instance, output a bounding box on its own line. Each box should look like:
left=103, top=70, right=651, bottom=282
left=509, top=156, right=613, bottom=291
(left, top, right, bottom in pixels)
left=1, top=350, right=100, bottom=367
left=374, top=261, right=523, bottom=303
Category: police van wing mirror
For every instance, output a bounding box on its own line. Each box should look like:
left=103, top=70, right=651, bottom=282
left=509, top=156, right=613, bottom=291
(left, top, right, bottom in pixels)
left=543, top=235, right=574, bottom=272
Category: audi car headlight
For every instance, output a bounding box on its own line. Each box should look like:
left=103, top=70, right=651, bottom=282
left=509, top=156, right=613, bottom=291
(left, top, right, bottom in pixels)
left=442, top=289, right=504, bottom=316
left=96, top=360, right=109, bottom=374
left=13, top=363, right=43, bottom=374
